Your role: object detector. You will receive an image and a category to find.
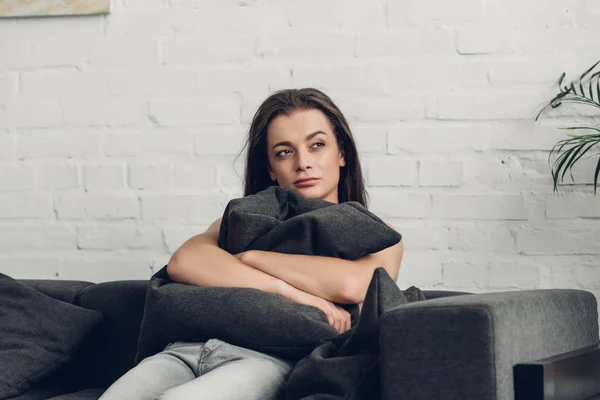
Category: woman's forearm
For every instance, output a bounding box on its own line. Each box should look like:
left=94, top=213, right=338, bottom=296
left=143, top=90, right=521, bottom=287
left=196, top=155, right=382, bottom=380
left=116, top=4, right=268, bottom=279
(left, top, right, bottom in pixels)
left=167, top=243, right=286, bottom=296
left=240, top=250, right=359, bottom=304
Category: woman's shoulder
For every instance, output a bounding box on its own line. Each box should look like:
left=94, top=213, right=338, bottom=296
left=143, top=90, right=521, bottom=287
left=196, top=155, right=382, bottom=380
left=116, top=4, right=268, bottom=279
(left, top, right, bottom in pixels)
left=384, top=221, right=402, bottom=242
left=209, top=217, right=222, bottom=231
left=202, top=217, right=223, bottom=244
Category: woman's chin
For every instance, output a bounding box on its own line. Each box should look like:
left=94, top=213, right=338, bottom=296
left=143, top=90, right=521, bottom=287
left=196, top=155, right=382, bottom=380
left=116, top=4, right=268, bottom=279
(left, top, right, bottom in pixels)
left=291, top=186, right=319, bottom=197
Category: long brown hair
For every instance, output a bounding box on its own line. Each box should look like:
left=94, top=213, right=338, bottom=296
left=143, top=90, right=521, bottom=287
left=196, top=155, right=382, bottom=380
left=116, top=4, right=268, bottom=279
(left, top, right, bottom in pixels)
left=234, top=88, right=369, bottom=208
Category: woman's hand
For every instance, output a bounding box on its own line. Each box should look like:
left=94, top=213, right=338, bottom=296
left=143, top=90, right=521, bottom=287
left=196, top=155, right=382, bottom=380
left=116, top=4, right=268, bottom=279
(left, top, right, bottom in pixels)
left=279, top=281, right=352, bottom=335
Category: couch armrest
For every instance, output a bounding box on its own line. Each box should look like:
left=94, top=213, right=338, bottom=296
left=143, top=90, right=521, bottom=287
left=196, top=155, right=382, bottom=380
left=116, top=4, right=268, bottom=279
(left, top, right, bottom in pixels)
left=380, top=289, right=599, bottom=400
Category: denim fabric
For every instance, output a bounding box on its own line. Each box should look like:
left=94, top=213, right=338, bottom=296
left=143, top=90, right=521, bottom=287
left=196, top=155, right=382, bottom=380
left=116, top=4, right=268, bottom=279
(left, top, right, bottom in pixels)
left=98, top=339, right=295, bottom=400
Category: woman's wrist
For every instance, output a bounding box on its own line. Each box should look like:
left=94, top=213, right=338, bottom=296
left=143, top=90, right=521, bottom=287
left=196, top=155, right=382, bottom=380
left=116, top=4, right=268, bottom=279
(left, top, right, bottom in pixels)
left=276, top=279, right=294, bottom=299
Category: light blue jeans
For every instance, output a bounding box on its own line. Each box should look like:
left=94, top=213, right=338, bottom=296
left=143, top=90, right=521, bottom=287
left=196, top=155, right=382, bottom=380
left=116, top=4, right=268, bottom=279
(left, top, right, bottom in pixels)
left=98, top=339, right=295, bottom=400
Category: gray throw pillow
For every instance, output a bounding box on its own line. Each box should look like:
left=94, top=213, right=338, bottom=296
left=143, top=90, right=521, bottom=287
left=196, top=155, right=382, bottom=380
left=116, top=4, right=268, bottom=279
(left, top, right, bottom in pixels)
left=0, top=273, right=103, bottom=400
left=218, top=186, right=402, bottom=259
left=135, top=186, right=401, bottom=364
left=134, top=266, right=359, bottom=365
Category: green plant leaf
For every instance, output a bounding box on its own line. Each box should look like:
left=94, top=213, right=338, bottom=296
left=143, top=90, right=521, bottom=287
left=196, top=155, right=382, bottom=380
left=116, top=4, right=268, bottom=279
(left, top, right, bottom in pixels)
left=556, top=147, right=577, bottom=181
left=589, top=72, right=599, bottom=103
left=549, top=69, right=600, bottom=110
left=562, top=144, right=585, bottom=182
left=555, top=96, right=600, bottom=110
left=579, top=60, right=600, bottom=97
left=558, top=71, right=567, bottom=88
left=549, top=135, right=592, bottom=182
left=574, top=61, right=599, bottom=101
left=561, top=95, right=600, bottom=106
left=562, top=127, right=600, bottom=133
left=548, top=94, right=600, bottom=110
left=552, top=147, right=576, bottom=191
left=580, top=60, right=600, bottom=81
left=554, top=137, right=580, bottom=155
left=570, top=140, right=598, bottom=172
left=532, top=79, right=600, bottom=120
left=537, top=59, right=600, bottom=194
left=591, top=71, right=600, bottom=102
left=594, top=157, right=600, bottom=195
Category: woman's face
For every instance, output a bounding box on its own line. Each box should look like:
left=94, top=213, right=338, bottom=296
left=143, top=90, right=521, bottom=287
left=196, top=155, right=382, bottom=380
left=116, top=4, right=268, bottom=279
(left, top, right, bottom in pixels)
left=266, top=108, right=346, bottom=204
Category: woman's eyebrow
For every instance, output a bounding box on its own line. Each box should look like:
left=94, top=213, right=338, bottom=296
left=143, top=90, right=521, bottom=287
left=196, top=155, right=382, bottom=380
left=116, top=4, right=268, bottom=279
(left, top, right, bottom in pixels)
left=272, top=131, right=327, bottom=150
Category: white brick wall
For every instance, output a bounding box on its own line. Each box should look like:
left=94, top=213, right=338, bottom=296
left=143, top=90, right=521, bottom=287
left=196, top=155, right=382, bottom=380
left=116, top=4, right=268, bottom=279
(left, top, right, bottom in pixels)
left=0, top=0, right=599, bottom=305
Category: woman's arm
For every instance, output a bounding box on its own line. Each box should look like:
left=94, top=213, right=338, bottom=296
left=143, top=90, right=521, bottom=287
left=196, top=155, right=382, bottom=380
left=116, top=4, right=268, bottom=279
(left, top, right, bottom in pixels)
left=166, top=217, right=287, bottom=296
left=239, top=222, right=404, bottom=305
left=167, top=217, right=357, bottom=333
left=238, top=251, right=357, bottom=304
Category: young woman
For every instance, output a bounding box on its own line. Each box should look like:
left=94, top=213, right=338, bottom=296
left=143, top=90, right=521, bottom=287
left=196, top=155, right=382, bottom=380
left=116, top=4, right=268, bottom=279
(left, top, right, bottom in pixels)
left=98, top=88, right=404, bottom=400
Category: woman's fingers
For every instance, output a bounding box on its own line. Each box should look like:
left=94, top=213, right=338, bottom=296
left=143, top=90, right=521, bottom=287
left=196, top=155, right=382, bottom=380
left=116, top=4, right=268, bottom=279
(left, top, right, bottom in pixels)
left=322, top=301, right=353, bottom=334
left=335, top=305, right=351, bottom=334
left=334, top=307, right=349, bottom=334
left=331, top=307, right=342, bottom=333
left=326, top=304, right=342, bottom=334
left=322, top=303, right=336, bottom=330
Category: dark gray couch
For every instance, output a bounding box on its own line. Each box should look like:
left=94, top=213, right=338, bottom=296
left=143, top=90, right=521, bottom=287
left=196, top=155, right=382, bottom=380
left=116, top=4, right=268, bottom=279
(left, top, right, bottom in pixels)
left=14, top=279, right=599, bottom=400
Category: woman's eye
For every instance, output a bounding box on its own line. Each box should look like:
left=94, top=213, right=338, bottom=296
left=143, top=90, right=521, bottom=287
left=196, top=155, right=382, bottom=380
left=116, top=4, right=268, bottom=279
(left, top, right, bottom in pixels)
left=276, top=142, right=324, bottom=158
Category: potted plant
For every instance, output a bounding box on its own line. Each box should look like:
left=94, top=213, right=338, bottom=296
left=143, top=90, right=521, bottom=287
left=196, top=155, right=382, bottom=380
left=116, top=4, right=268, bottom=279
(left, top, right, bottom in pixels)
left=535, top=59, right=600, bottom=194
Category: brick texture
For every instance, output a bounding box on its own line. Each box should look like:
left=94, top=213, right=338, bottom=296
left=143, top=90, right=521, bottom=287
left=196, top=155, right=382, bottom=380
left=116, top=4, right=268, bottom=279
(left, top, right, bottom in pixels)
left=0, top=0, right=598, bottom=306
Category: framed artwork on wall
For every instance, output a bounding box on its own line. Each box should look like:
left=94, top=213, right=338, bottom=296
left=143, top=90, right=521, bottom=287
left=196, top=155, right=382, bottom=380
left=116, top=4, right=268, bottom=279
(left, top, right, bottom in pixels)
left=0, top=0, right=110, bottom=18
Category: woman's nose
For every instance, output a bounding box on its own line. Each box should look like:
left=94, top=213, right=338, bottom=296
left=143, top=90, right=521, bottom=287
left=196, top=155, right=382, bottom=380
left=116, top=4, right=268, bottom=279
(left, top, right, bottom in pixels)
left=295, top=149, right=312, bottom=170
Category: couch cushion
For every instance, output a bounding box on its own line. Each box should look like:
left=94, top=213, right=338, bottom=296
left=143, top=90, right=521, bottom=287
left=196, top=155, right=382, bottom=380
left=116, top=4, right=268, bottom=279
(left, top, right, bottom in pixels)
left=0, top=273, right=103, bottom=400
left=67, top=280, right=148, bottom=390
left=18, top=280, right=94, bottom=304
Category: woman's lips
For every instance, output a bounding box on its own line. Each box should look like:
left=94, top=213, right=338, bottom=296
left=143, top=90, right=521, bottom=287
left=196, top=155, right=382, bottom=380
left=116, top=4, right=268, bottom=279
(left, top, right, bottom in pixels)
left=294, top=178, right=319, bottom=187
